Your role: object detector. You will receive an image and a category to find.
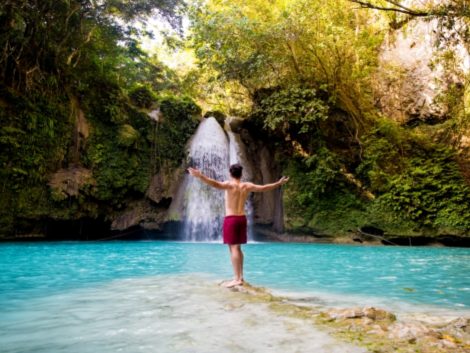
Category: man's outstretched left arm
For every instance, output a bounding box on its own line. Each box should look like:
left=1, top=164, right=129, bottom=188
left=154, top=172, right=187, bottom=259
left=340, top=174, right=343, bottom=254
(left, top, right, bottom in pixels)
left=188, top=167, right=230, bottom=190
left=245, top=176, right=289, bottom=192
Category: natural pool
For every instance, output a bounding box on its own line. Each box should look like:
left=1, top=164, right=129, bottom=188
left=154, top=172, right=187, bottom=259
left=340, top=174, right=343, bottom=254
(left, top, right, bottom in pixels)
left=0, top=241, right=469, bottom=352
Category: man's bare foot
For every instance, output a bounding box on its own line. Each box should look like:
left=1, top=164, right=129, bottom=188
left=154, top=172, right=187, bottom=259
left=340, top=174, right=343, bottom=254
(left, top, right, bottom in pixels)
left=222, top=279, right=244, bottom=288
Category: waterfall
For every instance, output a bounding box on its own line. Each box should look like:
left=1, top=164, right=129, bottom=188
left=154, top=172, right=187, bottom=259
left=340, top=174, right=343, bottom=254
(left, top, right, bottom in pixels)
left=177, top=117, right=255, bottom=242
left=182, top=117, right=229, bottom=241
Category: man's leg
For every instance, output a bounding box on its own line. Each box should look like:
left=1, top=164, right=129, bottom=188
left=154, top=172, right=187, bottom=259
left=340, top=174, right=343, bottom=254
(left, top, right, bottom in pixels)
left=224, top=244, right=244, bottom=287
left=239, top=245, right=244, bottom=282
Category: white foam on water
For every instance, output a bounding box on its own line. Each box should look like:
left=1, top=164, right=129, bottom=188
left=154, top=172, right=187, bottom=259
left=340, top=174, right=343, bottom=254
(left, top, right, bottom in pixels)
left=0, top=275, right=367, bottom=353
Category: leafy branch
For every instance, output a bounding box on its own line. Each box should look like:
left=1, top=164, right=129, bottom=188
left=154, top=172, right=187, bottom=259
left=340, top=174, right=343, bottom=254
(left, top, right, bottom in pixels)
left=348, top=0, right=470, bottom=18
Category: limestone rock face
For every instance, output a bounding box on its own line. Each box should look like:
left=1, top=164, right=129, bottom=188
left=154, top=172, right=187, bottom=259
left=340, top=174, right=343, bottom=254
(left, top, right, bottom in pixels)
left=70, top=97, right=90, bottom=164
left=110, top=200, right=166, bottom=231
left=238, top=127, right=284, bottom=231
left=375, top=17, right=469, bottom=125
left=110, top=166, right=185, bottom=231
left=49, top=166, right=94, bottom=198
left=146, top=166, right=184, bottom=205
left=226, top=116, right=245, bottom=133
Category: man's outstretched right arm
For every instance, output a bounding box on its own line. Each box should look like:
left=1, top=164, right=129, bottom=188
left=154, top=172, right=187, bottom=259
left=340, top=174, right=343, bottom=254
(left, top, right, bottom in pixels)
left=188, top=167, right=230, bottom=190
left=246, top=176, right=289, bottom=192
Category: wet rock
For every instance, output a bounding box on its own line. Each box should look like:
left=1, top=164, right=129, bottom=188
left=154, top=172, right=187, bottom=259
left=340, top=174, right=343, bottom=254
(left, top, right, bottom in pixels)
left=146, top=167, right=183, bottom=205
left=226, top=116, right=245, bottom=133
left=449, top=317, right=470, bottom=333
left=361, top=317, right=374, bottom=326
left=367, top=324, right=387, bottom=336
left=439, top=338, right=458, bottom=349
left=388, top=321, right=432, bottom=340
left=204, top=111, right=226, bottom=127
left=363, top=307, right=396, bottom=321
left=440, top=317, right=470, bottom=343
left=328, top=308, right=364, bottom=320
left=326, top=307, right=396, bottom=322
left=220, top=281, right=469, bottom=353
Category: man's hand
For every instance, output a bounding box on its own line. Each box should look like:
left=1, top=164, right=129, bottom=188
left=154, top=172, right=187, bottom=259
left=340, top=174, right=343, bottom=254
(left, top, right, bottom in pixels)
left=279, top=176, right=289, bottom=185
left=188, top=167, right=202, bottom=178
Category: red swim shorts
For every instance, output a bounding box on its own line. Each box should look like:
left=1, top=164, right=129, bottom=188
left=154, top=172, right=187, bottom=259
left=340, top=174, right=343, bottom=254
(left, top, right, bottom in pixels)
left=223, top=215, right=247, bottom=245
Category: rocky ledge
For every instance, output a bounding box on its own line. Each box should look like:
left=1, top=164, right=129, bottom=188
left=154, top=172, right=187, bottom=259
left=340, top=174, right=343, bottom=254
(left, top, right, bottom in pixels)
left=227, top=283, right=470, bottom=353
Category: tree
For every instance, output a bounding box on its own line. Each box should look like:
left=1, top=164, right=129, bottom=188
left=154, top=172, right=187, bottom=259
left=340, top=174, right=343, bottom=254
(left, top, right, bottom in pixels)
left=0, top=0, right=183, bottom=92
left=348, top=0, right=470, bottom=18
left=190, top=0, right=384, bottom=122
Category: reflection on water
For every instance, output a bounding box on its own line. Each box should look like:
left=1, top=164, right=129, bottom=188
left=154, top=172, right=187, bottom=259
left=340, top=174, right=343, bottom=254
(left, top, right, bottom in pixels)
left=0, top=275, right=366, bottom=353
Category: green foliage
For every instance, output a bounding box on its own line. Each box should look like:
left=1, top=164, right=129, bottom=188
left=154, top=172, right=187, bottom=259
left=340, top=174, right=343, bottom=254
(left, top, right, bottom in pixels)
left=83, top=94, right=200, bottom=204
left=86, top=139, right=151, bottom=203
left=190, top=0, right=383, bottom=121
left=375, top=152, right=470, bottom=233
left=129, top=85, right=156, bottom=109
left=1, top=0, right=469, bottom=241
left=158, top=95, right=201, bottom=166
left=356, top=119, right=470, bottom=235
left=0, top=1, right=182, bottom=92
left=280, top=112, right=470, bottom=236
left=118, top=124, right=141, bottom=147
left=0, top=87, right=73, bottom=235
left=0, top=1, right=198, bottom=236
left=0, top=89, right=71, bottom=186
left=356, top=118, right=410, bottom=191
left=284, top=156, right=366, bottom=235
left=254, top=86, right=330, bottom=134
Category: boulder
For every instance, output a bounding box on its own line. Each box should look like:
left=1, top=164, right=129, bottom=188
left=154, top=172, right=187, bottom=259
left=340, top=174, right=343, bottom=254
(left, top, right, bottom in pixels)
left=388, top=321, right=432, bottom=340
left=326, top=306, right=396, bottom=322
left=440, top=317, right=470, bottom=343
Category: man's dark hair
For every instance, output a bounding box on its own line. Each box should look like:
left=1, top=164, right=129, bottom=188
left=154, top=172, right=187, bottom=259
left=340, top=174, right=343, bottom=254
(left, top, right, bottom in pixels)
left=229, top=163, right=243, bottom=179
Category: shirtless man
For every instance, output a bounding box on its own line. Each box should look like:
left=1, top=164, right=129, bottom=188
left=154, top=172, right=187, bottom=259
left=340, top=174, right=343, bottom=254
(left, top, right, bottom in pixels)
left=188, top=163, right=289, bottom=288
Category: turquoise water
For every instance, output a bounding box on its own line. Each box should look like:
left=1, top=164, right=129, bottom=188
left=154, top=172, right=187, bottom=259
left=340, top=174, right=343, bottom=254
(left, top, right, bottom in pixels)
left=1, top=241, right=469, bottom=310
left=1, top=241, right=469, bottom=353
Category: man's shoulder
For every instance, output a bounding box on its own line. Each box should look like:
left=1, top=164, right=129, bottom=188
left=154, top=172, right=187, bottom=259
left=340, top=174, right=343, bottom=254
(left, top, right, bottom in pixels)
left=241, top=181, right=255, bottom=189
left=225, top=181, right=253, bottom=188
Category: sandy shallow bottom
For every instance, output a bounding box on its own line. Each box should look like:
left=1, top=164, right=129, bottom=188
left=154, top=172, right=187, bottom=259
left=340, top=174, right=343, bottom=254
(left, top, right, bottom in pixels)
left=0, top=274, right=367, bottom=353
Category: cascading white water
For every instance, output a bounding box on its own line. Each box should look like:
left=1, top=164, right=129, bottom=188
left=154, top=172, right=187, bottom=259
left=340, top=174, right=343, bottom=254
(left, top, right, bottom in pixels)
left=179, top=117, right=256, bottom=241
left=183, top=117, right=229, bottom=241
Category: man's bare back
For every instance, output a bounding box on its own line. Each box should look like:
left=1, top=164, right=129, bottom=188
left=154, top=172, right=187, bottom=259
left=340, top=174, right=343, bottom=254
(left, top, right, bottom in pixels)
left=188, top=167, right=289, bottom=216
